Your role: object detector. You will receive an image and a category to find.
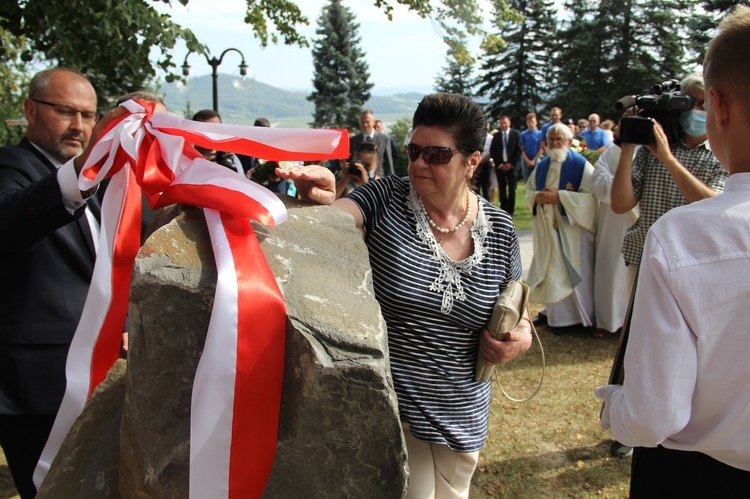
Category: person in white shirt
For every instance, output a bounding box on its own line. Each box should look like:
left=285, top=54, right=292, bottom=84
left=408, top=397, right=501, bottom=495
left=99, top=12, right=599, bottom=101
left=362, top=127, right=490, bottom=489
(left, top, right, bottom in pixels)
left=591, top=141, right=640, bottom=337
left=597, top=6, right=750, bottom=495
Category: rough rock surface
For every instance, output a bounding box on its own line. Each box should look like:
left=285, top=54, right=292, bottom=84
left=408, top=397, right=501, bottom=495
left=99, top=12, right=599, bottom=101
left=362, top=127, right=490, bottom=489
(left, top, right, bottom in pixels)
left=36, top=360, right=127, bottom=499
left=39, top=199, right=407, bottom=498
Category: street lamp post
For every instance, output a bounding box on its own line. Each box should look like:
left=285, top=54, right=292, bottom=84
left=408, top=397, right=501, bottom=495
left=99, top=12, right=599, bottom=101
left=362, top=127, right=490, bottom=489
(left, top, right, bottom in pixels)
left=182, top=48, right=249, bottom=114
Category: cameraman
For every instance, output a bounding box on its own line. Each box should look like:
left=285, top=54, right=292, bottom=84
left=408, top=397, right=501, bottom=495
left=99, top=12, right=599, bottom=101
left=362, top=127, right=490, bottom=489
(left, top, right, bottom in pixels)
left=191, top=109, right=244, bottom=175
left=612, top=73, right=728, bottom=274
left=335, top=142, right=380, bottom=199
left=608, top=72, right=728, bottom=458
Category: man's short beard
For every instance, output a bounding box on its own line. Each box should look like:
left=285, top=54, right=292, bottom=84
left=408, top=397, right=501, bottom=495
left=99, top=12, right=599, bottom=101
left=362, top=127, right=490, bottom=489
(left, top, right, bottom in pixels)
left=547, top=146, right=569, bottom=163
left=49, top=133, right=86, bottom=163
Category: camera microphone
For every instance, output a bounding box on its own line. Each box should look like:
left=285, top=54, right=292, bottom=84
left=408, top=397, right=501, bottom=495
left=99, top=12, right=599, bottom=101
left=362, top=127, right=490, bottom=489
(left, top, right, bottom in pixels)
left=615, top=95, right=637, bottom=110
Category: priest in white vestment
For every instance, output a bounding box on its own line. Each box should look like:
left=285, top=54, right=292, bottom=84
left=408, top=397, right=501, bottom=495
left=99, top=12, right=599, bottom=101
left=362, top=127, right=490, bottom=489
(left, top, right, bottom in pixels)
left=591, top=144, right=640, bottom=334
left=525, top=123, right=597, bottom=329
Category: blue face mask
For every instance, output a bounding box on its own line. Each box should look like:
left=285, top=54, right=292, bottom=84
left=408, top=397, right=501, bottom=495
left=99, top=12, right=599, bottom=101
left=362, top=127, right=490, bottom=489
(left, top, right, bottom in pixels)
left=679, top=109, right=707, bottom=137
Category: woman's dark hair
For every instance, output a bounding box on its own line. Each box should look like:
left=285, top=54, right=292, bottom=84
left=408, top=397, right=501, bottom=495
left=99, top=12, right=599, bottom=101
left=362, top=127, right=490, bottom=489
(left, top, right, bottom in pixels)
left=412, top=93, right=486, bottom=155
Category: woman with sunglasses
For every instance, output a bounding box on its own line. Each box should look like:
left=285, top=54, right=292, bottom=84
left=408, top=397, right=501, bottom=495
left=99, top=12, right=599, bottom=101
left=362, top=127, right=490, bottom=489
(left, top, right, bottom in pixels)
left=279, top=93, right=531, bottom=498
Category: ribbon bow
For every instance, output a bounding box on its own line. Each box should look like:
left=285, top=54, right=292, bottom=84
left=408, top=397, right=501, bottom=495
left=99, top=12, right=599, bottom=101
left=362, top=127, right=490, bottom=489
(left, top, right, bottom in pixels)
left=35, top=100, right=349, bottom=497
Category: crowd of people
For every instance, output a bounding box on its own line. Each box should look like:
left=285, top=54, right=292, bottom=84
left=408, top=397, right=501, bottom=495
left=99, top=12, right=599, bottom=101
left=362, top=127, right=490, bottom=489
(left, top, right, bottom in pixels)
left=2, top=5, right=750, bottom=498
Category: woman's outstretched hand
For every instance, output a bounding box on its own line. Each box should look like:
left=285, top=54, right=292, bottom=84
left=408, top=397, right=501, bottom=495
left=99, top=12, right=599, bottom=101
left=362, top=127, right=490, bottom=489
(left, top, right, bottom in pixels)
left=276, top=164, right=336, bottom=205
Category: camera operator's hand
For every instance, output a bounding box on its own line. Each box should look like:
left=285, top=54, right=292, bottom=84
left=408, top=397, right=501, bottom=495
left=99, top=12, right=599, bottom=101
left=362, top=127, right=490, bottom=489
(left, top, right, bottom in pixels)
left=350, top=161, right=368, bottom=185
left=644, top=119, right=675, bottom=164
left=619, top=142, right=637, bottom=155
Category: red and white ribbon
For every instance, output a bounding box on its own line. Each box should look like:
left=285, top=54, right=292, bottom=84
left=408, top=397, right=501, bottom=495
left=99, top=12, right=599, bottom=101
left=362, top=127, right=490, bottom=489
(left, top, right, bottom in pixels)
left=34, top=100, right=348, bottom=497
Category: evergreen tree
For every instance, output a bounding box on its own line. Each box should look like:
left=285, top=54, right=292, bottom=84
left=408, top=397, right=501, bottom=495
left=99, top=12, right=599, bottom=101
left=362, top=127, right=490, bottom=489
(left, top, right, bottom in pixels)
left=434, top=37, right=477, bottom=97
left=552, top=0, right=697, bottom=122
left=635, top=0, right=694, bottom=79
left=389, top=116, right=412, bottom=176
left=307, top=0, right=373, bottom=130
left=688, top=0, right=736, bottom=64
left=550, top=0, right=610, bottom=120
left=0, top=28, right=30, bottom=146
left=476, top=0, right=558, bottom=126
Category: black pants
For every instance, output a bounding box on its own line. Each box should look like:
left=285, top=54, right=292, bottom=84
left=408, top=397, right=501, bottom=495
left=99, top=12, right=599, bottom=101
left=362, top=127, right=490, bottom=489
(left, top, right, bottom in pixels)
left=496, top=166, right=517, bottom=215
left=631, top=445, right=750, bottom=498
left=0, top=414, right=56, bottom=498
left=475, top=161, right=492, bottom=201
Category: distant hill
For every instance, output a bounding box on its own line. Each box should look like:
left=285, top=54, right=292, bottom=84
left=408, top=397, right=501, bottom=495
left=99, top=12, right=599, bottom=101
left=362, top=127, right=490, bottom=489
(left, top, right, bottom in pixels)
left=160, top=74, right=426, bottom=127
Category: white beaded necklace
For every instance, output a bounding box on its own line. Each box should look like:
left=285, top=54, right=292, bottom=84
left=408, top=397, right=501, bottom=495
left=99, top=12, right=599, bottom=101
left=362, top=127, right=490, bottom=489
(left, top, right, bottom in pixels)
left=408, top=185, right=489, bottom=314
left=423, top=188, right=471, bottom=235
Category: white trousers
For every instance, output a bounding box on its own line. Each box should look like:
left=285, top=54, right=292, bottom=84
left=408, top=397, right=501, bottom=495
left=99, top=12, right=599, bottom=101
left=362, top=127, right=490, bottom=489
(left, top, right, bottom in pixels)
left=403, top=424, right=480, bottom=499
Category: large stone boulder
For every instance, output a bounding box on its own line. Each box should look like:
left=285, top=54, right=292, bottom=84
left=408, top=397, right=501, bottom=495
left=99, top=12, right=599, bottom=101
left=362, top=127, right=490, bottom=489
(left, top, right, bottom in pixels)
left=36, top=359, right=127, bottom=498
left=38, top=199, right=407, bottom=498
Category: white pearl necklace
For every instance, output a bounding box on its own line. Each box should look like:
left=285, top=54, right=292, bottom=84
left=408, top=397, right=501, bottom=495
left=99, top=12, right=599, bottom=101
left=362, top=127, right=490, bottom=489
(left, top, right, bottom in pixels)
left=423, top=188, right=471, bottom=234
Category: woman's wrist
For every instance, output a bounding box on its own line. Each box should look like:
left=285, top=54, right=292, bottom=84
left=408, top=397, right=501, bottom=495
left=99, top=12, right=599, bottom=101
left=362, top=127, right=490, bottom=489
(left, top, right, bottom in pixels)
left=515, top=325, right=531, bottom=335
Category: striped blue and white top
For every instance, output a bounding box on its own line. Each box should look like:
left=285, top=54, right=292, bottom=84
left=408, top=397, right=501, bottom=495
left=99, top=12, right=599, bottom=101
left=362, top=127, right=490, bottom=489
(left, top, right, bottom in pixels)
left=347, top=176, right=521, bottom=452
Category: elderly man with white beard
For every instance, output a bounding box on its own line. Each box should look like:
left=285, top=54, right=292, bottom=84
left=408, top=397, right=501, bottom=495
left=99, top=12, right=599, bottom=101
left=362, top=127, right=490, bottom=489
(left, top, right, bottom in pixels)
left=525, top=123, right=598, bottom=333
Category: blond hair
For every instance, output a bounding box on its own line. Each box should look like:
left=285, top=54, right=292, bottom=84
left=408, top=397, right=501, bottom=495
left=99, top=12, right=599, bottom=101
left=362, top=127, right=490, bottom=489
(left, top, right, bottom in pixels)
left=704, top=5, right=750, bottom=113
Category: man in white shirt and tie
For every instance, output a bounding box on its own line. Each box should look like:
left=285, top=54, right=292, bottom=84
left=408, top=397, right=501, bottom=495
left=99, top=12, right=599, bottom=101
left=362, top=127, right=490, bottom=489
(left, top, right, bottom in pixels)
left=349, top=109, right=394, bottom=177
left=490, top=115, right=522, bottom=215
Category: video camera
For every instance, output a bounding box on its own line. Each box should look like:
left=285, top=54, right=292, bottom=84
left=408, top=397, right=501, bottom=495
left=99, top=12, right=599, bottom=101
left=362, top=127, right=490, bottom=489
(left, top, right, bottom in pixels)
left=213, top=151, right=237, bottom=170
left=347, top=160, right=373, bottom=175
left=615, top=79, right=694, bottom=145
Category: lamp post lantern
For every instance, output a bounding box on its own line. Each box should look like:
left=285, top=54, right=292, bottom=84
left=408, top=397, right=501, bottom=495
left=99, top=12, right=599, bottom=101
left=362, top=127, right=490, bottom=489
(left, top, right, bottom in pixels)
left=182, top=48, right=248, bottom=114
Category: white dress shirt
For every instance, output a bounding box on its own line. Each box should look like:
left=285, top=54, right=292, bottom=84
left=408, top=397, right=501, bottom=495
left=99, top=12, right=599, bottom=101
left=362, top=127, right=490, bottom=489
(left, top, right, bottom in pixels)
left=597, top=173, right=750, bottom=471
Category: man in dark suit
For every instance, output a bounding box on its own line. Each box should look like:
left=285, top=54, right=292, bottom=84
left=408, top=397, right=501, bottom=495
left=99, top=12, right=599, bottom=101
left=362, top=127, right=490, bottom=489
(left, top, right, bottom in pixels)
left=349, top=109, right=394, bottom=177
left=490, top=115, right=522, bottom=215
left=0, top=67, right=101, bottom=498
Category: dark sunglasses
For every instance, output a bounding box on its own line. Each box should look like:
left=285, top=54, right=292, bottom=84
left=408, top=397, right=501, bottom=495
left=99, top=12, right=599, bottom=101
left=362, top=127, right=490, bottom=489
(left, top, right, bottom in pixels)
left=406, top=143, right=461, bottom=165
left=354, top=142, right=377, bottom=153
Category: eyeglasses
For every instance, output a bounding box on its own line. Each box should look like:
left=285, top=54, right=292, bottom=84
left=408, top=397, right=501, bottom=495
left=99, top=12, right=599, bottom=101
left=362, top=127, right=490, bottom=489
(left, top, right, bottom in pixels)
left=406, top=143, right=461, bottom=165
left=31, top=98, right=99, bottom=124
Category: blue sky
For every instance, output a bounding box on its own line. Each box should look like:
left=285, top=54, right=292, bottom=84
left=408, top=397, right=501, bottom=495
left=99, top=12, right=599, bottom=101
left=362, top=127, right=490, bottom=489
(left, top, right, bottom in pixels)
left=155, top=0, right=452, bottom=94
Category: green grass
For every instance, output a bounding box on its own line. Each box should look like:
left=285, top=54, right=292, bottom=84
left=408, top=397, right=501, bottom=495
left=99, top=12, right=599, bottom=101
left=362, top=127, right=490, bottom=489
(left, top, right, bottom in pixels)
left=513, top=180, right=532, bottom=231
left=470, top=303, right=631, bottom=498
left=474, top=184, right=631, bottom=496
left=484, top=179, right=532, bottom=231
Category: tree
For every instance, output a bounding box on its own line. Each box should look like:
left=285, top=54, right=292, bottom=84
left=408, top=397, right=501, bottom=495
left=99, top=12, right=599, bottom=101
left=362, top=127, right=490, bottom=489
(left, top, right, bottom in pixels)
left=687, top=0, right=735, bottom=64
left=307, top=0, right=373, bottom=130
left=0, top=27, right=31, bottom=146
left=551, top=0, right=697, bottom=122
left=434, top=36, right=477, bottom=97
left=549, top=0, right=610, bottom=120
left=388, top=115, right=413, bottom=176
left=477, top=0, right=558, bottom=125
left=243, top=0, right=518, bottom=49
left=0, top=0, right=204, bottom=108
left=0, top=0, right=520, bottom=128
